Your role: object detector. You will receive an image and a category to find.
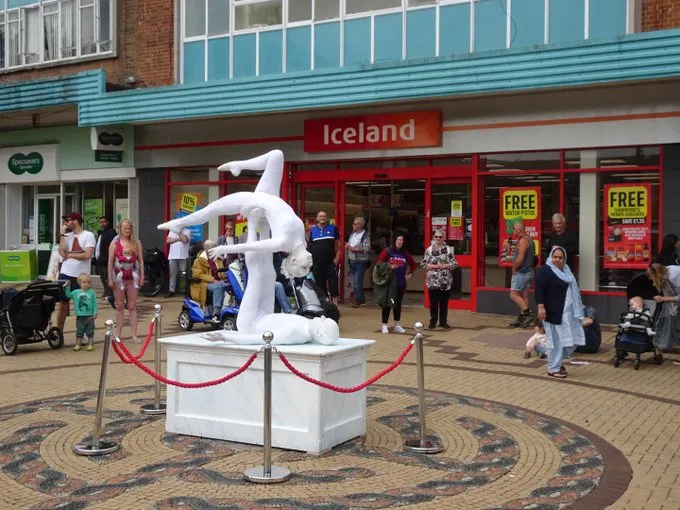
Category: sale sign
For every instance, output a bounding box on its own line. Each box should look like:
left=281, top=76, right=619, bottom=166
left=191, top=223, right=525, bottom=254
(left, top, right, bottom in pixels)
left=498, top=187, right=541, bottom=267
left=603, top=183, right=652, bottom=269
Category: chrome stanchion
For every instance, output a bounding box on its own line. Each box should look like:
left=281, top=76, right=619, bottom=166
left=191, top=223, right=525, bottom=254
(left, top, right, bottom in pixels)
left=141, top=304, right=167, bottom=415
left=73, top=319, right=120, bottom=456
left=244, top=331, right=292, bottom=483
left=404, top=321, right=444, bottom=454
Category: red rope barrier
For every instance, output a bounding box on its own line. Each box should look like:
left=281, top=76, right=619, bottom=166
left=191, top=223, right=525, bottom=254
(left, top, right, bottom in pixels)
left=111, top=340, right=258, bottom=388
left=277, top=342, right=414, bottom=393
left=116, top=320, right=155, bottom=363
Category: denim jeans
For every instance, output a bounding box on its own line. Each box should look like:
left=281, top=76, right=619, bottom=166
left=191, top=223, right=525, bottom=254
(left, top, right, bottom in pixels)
left=349, top=260, right=368, bottom=303
left=206, top=281, right=228, bottom=312
left=274, top=281, right=293, bottom=313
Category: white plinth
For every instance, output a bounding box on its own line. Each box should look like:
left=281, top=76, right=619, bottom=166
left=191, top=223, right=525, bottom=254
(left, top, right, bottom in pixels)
left=160, top=334, right=375, bottom=454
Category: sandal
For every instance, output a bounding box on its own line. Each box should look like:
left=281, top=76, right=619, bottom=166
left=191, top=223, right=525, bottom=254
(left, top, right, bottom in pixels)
left=548, top=371, right=567, bottom=378
left=560, top=365, right=567, bottom=375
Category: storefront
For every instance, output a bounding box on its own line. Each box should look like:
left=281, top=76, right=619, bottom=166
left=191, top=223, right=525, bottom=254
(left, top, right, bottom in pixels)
left=0, top=126, right=136, bottom=278
left=136, top=80, right=680, bottom=322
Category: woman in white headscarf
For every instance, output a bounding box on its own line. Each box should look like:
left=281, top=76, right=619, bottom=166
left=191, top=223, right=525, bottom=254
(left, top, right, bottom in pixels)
left=535, top=246, right=585, bottom=378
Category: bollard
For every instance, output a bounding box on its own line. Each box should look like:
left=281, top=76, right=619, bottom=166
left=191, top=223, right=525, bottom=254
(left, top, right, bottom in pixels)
left=404, top=321, right=445, bottom=454
left=73, top=320, right=120, bottom=456
left=244, top=331, right=292, bottom=483
left=141, top=304, right=167, bottom=415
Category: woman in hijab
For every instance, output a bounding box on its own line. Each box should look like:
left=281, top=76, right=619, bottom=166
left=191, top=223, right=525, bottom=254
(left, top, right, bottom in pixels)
left=535, top=246, right=585, bottom=378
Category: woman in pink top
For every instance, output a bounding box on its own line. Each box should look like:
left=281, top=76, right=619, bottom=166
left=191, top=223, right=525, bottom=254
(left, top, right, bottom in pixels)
left=108, top=219, right=145, bottom=342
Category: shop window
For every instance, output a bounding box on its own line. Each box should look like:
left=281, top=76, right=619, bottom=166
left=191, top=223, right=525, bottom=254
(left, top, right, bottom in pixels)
left=598, top=172, right=659, bottom=291
left=296, top=162, right=337, bottom=171
left=169, top=184, right=218, bottom=244
left=481, top=151, right=561, bottom=172
left=432, top=156, right=472, bottom=166
left=170, top=169, right=210, bottom=182
left=564, top=147, right=660, bottom=168
left=22, top=186, right=34, bottom=245
left=482, top=173, right=559, bottom=287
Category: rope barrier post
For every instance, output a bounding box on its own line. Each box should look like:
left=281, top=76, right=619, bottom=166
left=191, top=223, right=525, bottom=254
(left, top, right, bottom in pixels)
left=141, top=304, right=167, bottom=415
left=244, top=331, right=292, bottom=484
left=73, top=319, right=120, bottom=456
left=404, top=322, right=444, bottom=454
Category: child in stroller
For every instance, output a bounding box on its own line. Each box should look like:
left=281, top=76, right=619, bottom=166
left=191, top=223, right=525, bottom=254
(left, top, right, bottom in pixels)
left=614, top=295, right=663, bottom=370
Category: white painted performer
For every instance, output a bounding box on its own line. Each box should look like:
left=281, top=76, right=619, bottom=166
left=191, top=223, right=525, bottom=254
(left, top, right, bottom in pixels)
left=158, top=150, right=339, bottom=345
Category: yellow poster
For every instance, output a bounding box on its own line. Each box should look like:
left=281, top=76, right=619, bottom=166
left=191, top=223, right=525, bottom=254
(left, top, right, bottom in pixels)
left=179, top=193, right=199, bottom=213
left=450, top=200, right=463, bottom=217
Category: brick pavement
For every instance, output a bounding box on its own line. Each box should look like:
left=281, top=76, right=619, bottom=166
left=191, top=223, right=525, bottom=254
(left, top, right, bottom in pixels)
left=1, top=295, right=679, bottom=509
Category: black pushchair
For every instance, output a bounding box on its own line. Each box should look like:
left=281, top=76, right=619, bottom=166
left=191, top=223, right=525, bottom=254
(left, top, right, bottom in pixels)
left=0, top=280, right=66, bottom=356
left=613, top=273, right=663, bottom=370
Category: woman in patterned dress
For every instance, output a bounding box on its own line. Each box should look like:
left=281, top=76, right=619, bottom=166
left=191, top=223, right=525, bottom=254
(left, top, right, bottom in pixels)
left=422, top=229, right=457, bottom=329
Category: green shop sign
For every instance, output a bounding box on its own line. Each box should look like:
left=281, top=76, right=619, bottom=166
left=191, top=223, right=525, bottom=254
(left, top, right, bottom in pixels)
left=8, top=152, right=44, bottom=175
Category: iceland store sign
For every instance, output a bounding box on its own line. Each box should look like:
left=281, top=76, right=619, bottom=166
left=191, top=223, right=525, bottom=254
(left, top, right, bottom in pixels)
left=304, top=111, right=442, bottom=153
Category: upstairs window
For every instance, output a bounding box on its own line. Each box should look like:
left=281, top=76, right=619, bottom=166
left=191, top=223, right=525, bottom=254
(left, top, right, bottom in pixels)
left=0, top=0, right=115, bottom=71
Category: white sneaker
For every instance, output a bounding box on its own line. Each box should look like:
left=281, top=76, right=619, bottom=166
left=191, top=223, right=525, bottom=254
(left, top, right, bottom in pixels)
left=394, top=325, right=406, bottom=334
left=381, top=324, right=389, bottom=334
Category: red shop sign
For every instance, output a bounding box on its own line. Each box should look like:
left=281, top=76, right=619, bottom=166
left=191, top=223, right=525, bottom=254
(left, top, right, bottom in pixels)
left=304, top=111, right=442, bottom=153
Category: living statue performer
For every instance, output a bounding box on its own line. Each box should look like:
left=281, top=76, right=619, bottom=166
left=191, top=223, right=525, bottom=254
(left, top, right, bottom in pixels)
left=158, top=150, right=339, bottom=345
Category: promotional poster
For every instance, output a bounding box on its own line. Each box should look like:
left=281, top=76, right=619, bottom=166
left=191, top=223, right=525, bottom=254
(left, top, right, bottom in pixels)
left=603, top=183, right=652, bottom=269
left=498, top=187, right=541, bottom=267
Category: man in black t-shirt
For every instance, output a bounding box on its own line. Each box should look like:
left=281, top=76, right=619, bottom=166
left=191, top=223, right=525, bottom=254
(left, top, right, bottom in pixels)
left=546, top=213, right=579, bottom=262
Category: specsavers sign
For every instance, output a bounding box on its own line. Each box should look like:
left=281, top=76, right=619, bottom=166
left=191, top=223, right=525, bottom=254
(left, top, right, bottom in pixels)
left=498, top=187, right=541, bottom=268
left=603, top=183, right=652, bottom=269
left=0, top=145, right=59, bottom=183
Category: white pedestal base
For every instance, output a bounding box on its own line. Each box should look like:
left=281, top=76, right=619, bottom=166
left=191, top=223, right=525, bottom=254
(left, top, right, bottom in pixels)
left=160, top=334, right=375, bottom=454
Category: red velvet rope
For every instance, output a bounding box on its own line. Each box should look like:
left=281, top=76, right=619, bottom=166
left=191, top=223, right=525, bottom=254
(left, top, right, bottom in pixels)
left=111, top=340, right=259, bottom=388
left=276, top=342, right=414, bottom=393
left=116, top=320, right=155, bottom=363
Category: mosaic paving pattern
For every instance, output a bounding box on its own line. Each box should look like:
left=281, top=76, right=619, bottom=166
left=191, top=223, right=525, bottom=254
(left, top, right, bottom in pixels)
left=0, top=385, right=614, bottom=509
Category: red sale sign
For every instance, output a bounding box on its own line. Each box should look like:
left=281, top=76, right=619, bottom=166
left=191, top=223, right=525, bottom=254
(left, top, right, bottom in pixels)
left=498, top=187, right=541, bottom=267
left=603, top=183, right=652, bottom=269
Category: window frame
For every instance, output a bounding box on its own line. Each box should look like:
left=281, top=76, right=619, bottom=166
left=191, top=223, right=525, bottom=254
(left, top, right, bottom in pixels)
left=179, top=0, right=635, bottom=83
left=0, top=0, right=116, bottom=72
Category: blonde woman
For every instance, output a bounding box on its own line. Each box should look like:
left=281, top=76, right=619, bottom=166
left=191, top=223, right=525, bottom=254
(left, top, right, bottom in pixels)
left=108, top=219, right=145, bottom=342
left=647, top=263, right=680, bottom=350
left=422, top=229, right=456, bottom=329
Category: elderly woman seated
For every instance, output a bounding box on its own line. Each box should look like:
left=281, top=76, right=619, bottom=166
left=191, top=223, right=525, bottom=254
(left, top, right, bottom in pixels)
left=190, top=239, right=228, bottom=323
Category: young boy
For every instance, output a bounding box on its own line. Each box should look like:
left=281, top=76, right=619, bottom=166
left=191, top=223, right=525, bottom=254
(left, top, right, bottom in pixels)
left=65, top=273, right=98, bottom=351
left=524, top=319, right=548, bottom=359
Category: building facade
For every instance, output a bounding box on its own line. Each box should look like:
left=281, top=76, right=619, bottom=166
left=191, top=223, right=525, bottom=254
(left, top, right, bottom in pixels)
left=2, top=0, right=680, bottom=322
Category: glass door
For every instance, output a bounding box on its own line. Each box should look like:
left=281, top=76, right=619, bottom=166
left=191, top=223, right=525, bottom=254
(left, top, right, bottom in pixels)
left=429, top=180, right=475, bottom=309
left=343, top=179, right=426, bottom=305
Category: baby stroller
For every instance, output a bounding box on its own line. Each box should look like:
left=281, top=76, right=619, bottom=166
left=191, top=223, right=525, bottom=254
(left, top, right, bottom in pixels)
left=0, top=280, right=66, bottom=356
left=613, top=274, right=663, bottom=370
